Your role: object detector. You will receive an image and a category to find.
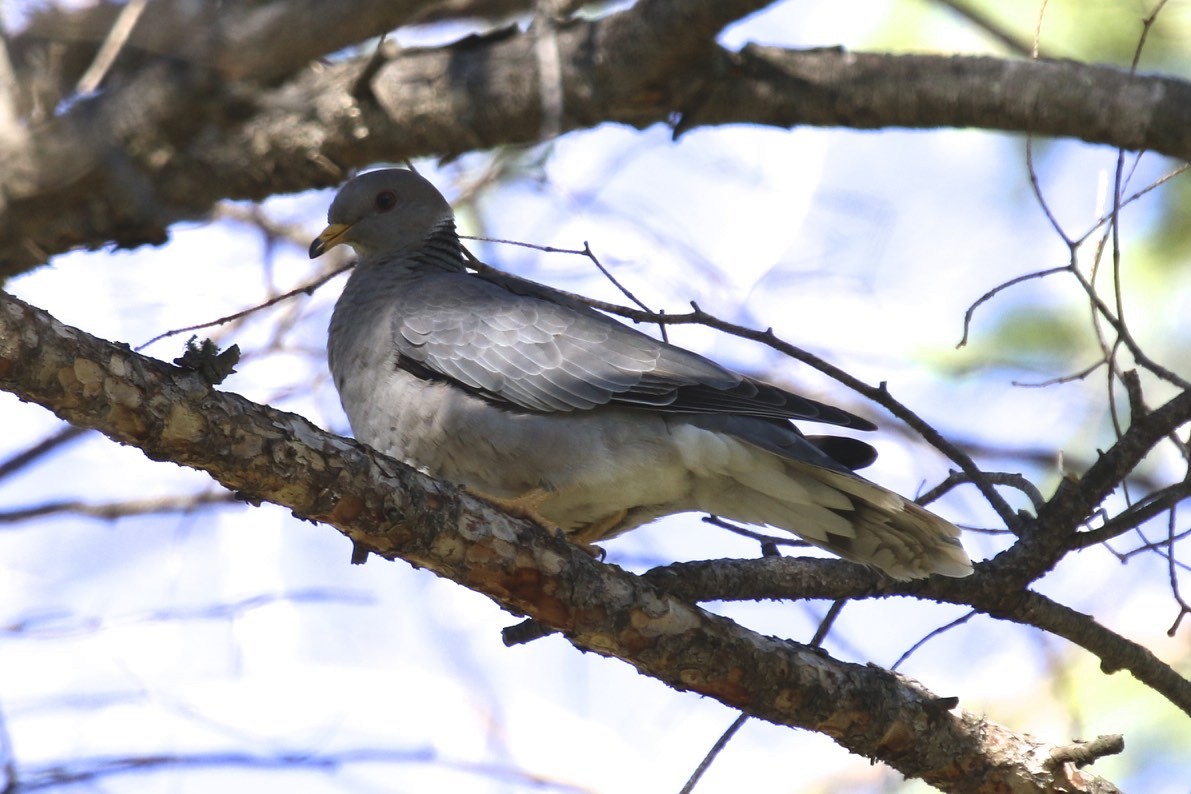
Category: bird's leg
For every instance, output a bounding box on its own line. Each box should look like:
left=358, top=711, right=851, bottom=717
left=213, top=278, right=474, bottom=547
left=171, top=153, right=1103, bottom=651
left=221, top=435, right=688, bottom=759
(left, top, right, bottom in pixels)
left=570, top=509, right=628, bottom=546
left=465, top=487, right=621, bottom=559
left=465, top=486, right=556, bottom=530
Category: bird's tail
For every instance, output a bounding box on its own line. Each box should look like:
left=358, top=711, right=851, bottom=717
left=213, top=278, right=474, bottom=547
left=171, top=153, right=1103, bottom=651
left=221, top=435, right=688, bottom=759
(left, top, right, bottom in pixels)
left=799, top=465, right=973, bottom=579
left=707, top=457, right=973, bottom=580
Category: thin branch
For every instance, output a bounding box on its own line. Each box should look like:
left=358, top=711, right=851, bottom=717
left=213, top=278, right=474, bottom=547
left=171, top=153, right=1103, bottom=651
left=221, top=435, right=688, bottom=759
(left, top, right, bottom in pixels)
left=1112, top=526, right=1191, bottom=564
left=1164, top=505, right=1190, bottom=637
left=998, top=386, right=1191, bottom=590
left=1067, top=265, right=1189, bottom=391
left=1024, top=136, right=1074, bottom=246
left=701, top=514, right=807, bottom=549
left=3, top=588, right=372, bottom=637
left=1074, top=162, right=1190, bottom=248
left=73, top=0, right=149, bottom=94
left=136, top=263, right=353, bottom=351
left=1071, top=483, right=1191, bottom=549
left=463, top=238, right=658, bottom=315
left=931, top=0, right=1044, bottom=58
left=677, top=712, right=749, bottom=794
left=0, top=425, right=87, bottom=480
left=15, top=747, right=591, bottom=794
left=809, top=599, right=847, bottom=648
left=1011, top=358, right=1104, bottom=388
left=891, top=611, right=977, bottom=671
left=994, top=589, right=1191, bottom=717
left=0, top=491, right=236, bottom=525
left=956, top=265, right=1071, bottom=349
left=1133, top=1, right=1171, bottom=72
left=917, top=470, right=1046, bottom=514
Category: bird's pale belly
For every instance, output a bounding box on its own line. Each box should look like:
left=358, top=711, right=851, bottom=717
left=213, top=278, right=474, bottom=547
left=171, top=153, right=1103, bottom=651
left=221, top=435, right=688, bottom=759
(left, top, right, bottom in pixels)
left=342, top=369, right=695, bottom=539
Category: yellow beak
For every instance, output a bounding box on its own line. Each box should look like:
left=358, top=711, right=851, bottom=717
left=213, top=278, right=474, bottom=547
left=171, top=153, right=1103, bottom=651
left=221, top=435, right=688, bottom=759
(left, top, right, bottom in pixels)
left=309, top=222, right=352, bottom=258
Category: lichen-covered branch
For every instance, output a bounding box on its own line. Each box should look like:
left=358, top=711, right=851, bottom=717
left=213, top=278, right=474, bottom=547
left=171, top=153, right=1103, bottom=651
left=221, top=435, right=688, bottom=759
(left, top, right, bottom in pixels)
left=0, top=288, right=1125, bottom=792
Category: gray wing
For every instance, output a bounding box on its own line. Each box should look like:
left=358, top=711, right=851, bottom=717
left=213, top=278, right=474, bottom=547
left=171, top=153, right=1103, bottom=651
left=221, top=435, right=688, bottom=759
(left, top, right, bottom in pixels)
left=393, top=271, right=874, bottom=429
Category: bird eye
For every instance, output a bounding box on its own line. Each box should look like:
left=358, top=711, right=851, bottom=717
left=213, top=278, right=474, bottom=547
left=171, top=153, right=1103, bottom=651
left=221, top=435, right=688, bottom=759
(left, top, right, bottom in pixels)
left=374, top=190, right=397, bottom=212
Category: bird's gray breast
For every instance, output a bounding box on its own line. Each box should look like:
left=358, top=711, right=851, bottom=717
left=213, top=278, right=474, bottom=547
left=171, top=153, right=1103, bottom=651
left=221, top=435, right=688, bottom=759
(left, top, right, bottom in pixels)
left=325, top=266, right=633, bottom=497
left=328, top=266, right=468, bottom=476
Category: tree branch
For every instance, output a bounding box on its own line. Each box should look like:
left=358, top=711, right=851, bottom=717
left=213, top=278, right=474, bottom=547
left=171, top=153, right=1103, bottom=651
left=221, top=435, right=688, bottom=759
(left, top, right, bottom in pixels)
left=11, top=0, right=539, bottom=84
left=646, top=556, right=1191, bottom=718
left=0, top=287, right=1126, bottom=792
left=689, top=45, right=1191, bottom=153
left=4, top=1, right=1191, bottom=276
left=999, top=386, right=1191, bottom=583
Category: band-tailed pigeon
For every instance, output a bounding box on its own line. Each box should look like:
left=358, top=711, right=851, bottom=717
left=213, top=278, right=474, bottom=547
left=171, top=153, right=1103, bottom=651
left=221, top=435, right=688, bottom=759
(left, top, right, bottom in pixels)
left=310, top=169, right=973, bottom=580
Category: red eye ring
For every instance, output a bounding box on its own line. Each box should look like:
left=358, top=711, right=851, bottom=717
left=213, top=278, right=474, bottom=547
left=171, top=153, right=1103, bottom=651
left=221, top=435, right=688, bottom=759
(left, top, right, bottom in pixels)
left=375, top=190, right=397, bottom=212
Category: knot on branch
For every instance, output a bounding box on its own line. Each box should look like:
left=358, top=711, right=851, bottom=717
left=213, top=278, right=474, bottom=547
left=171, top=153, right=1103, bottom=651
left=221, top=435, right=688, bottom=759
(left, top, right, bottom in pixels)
left=1046, top=734, right=1125, bottom=769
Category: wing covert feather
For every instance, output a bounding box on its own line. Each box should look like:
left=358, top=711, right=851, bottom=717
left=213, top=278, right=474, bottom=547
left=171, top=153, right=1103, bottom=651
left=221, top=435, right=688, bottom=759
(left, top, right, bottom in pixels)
left=392, top=272, right=872, bottom=428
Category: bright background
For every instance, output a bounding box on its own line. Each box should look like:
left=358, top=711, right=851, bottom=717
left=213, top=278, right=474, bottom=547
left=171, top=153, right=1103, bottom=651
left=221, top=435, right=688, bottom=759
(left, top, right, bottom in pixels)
left=2, top=1, right=1190, bottom=792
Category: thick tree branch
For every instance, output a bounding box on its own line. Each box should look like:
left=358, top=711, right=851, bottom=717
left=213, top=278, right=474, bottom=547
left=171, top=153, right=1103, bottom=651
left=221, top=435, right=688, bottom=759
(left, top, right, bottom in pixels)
left=0, top=288, right=1125, bottom=792
left=12, top=0, right=538, bottom=85
left=688, top=46, right=1191, bottom=152
left=4, top=1, right=1191, bottom=277
left=0, top=0, right=548, bottom=267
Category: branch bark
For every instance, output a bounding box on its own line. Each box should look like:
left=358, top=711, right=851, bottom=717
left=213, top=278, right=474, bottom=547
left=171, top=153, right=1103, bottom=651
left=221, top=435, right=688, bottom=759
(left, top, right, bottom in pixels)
left=0, top=287, right=1125, bottom=792
left=647, top=556, right=1191, bottom=719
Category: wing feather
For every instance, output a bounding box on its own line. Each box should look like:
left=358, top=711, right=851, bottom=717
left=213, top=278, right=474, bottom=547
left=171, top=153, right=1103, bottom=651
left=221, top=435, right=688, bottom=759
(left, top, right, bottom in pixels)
left=393, top=271, right=872, bottom=429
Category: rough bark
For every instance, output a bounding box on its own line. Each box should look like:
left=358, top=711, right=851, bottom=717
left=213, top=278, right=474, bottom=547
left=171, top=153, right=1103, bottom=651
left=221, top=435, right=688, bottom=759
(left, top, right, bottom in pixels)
left=647, top=556, right=1191, bottom=719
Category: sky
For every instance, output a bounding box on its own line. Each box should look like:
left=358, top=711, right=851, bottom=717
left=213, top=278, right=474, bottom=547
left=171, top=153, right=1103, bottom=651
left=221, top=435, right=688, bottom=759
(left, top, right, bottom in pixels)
left=1, top=1, right=1190, bottom=793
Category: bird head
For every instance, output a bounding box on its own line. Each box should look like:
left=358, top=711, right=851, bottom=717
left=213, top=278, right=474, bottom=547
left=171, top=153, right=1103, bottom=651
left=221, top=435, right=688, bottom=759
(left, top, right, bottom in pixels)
left=309, top=169, right=454, bottom=259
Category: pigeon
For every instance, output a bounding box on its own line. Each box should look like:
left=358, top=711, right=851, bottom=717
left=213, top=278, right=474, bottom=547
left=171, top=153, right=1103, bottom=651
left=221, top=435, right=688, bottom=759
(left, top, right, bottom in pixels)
left=310, top=168, right=973, bottom=580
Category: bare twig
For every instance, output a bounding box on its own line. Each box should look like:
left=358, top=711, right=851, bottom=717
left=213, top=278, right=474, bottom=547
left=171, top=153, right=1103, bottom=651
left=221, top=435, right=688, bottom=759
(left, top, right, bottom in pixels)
left=1074, top=163, right=1189, bottom=247
left=1072, top=484, right=1191, bottom=549
left=74, top=0, right=149, bottom=94
left=676, top=712, right=749, bottom=794
left=956, top=265, right=1071, bottom=350
left=461, top=236, right=668, bottom=339
left=0, top=425, right=88, bottom=480
left=0, top=491, right=236, bottom=524
left=891, top=611, right=977, bottom=671
left=14, top=747, right=589, bottom=793
left=916, top=470, right=1046, bottom=514
left=3, top=588, right=372, bottom=637
left=1066, top=265, right=1189, bottom=391
left=932, top=0, right=1045, bottom=58
left=1011, top=359, right=1104, bottom=388
left=701, top=514, right=807, bottom=549
left=1164, top=505, right=1190, bottom=636
left=809, top=599, right=847, bottom=648
left=137, top=262, right=353, bottom=351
